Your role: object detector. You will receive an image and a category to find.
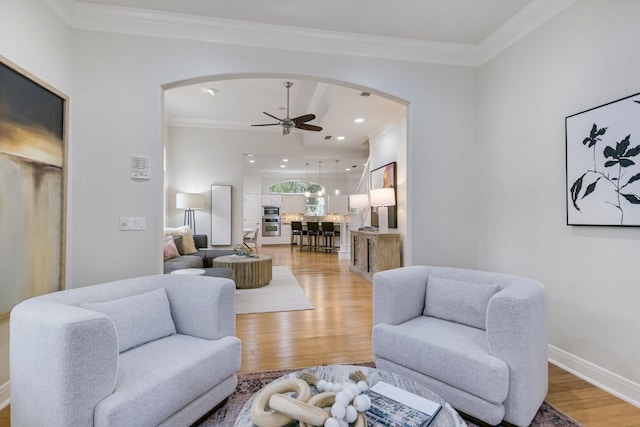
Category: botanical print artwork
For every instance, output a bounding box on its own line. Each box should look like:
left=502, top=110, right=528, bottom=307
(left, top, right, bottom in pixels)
left=566, top=93, right=640, bottom=226
left=0, top=58, right=66, bottom=318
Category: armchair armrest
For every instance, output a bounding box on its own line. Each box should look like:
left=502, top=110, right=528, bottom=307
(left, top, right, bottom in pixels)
left=164, top=277, right=236, bottom=339
left=486, top=280, right=548, bottom=425
left=10, top=300, right=118, bottom=426
left=373, top=266, right=430, bottom=325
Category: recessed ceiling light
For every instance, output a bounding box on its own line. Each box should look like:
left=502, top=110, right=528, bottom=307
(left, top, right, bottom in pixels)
left=247, top=154, right=254, bottom=157
left=280, top=165, right=286, bottom=168
left=249, top=159, right=255, bottom=163
left=283, top=158, right=288, bottom=162
left=354, top=118, right=364, bottom=123
left=345, top=168, right=351, bottom=171
left=206, top=88, right=218, bottom=95
left=337, top=136, right=345, bottom=141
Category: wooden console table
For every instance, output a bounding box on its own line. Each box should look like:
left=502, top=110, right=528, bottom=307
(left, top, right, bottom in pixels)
left=211, top=255, right=272, bottom=289
left=349, top=230, right=401, bottom=281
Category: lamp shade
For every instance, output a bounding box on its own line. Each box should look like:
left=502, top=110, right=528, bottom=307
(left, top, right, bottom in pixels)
left=176, top=193, right=205, bottom=210
left=369, top=188, right=395, bottom=207
left=349, top=194, right=370, bottom=209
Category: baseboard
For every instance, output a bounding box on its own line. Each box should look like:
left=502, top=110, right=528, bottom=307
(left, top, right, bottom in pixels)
left=0, top=380, right=9, bottom=410
left=549, top=345, right=640, bottom=408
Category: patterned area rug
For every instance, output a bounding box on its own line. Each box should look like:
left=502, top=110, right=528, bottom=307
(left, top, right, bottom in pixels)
left=198, top=365, right=582, bottom=426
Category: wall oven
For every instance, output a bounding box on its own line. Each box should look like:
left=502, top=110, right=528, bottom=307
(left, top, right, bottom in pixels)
left=263, top=205, right=280, bottom=216
left=262, top=217, right=281, bottom=236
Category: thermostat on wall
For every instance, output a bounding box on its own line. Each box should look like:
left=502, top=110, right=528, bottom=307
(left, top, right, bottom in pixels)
left=131, top=156, right=150, bottom=180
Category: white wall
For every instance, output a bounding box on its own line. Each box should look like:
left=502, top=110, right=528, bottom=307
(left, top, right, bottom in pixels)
left=0, top=0, right=72, bottom=405
left=478, top=0, right=640, bottom=402
left=369, top=113, right=408, bottom=247
left=69, top=30, right=479, bottom=288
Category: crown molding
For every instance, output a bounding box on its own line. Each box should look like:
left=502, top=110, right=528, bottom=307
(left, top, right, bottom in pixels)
left=477, top=0, right=576, bottom=63
left=70, top=0, right=575, bottom=67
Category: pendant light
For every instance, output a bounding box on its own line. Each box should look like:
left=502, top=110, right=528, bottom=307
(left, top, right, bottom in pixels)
left=334, top=159, right=340, bottom=196
left=304, top=162, right=311, bottom=197
left=317, top=160, right=324, bottom=197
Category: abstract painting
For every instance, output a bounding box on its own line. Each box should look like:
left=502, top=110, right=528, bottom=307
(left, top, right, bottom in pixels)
left=371, top=161, right=397, bottom=228
left=0, top=56, right=67, bottom=318
left=566, top=92, right=640, bottom=226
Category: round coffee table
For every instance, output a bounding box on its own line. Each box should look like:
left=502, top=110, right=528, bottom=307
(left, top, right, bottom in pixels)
left=212, top=255, right=272, bottom=289
left=234, top=364, right=466, bottom=426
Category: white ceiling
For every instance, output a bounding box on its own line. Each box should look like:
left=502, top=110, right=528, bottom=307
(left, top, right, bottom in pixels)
left=79, top=0, right=533, bottom=44
left=164, top=78, right=404, bottom=176
left=58, top=0, right=572, bottom=177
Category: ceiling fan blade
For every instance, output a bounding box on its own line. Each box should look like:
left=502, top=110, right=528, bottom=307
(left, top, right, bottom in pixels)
left=292, top=114, right=316, bottom=125
left=251, top=123, right=280, bottom=127
left=296, top=123, right=323, bottom=132
left=262, top=112, right=283, bottom=122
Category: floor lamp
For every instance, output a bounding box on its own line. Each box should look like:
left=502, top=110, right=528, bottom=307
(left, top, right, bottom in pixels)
left=370, top=188, right=395, bottom=234
left=176, top=193, right=204, bottom=233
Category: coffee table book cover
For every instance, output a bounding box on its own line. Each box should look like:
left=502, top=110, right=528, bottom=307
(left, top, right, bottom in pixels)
left=364, top=381, right=442, bottom=427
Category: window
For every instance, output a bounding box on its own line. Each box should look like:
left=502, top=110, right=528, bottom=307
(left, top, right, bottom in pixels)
left=306, top=196, right=325, bottom=216
left=269, top=180, right=322, bottom=194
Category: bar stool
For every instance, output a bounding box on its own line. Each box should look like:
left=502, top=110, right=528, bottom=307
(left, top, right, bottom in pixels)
left=306, top=221, right=320, bottom=251
left=291, top=221, right=306, bottom=250
left=321, top=222, right=336, bottom=252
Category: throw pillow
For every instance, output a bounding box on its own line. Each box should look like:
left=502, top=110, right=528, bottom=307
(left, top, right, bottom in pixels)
left=423, top=276, right=500, bottom=330
left=163, top=238, right=180, bottom=260
left=80, top=287, right=177, bottom=353
left=173, top=235, right=185, bottom=255
left=164, top=226, right=197, bottom=254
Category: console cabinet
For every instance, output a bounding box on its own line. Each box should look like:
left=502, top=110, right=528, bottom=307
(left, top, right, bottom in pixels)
left=349, top=230, right=401, bottom=281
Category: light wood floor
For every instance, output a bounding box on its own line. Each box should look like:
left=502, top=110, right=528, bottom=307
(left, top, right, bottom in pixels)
left=1, top=245, right=639, bottom=426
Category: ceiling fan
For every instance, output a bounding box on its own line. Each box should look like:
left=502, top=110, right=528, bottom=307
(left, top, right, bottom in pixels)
left=251, top=81, right=323, bottom=135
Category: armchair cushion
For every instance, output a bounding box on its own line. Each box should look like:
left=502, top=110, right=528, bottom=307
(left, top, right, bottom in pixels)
left=80, top=287, right=176, bottom=353
left=94, top=334, right=241, bottom=427
left=373, top=316, right=509, bottom=403
left=424, top=276, right=499, bottom=330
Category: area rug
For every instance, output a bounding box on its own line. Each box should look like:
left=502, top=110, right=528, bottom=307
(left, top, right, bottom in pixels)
left=199, top=365, right=582, bottom=426
left=235, top=266, right=314, bottom=314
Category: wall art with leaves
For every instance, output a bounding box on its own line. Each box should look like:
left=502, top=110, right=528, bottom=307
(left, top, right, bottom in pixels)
left=566, top=92, right=640, bottom=226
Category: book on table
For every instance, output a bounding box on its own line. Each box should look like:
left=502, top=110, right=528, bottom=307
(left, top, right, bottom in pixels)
left=364, top=381, right=442, bottom=427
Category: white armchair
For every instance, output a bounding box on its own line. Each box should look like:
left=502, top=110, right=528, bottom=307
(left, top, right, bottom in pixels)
left=372, top=266, right=547, bottom=426
left=11, top=274, right=242, bottom=427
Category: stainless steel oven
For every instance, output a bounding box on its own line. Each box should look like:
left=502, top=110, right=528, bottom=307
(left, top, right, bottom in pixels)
left=263, top=205, right=280, bottom=216
left=262, top=217, right=281, bottom=236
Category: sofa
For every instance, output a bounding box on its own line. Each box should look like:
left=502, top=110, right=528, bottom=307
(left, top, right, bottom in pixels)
left=164, top=233, right=234, bottom=273
left=10, top=274, right=242, bottom=427
left=372, top=266, right=547, bottom=427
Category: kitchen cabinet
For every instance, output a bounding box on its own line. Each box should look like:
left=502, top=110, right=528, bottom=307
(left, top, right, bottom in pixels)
left=349, top=230, right=401, bottom=281
left=327, top=195, right=349, bottom=214
left=261, top=194, right=282, bottom=206
left=281, top=195, right=305, bottom=213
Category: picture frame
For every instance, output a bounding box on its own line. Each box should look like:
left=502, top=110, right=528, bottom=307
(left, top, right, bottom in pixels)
left=566, top=91, right=640, bottom=226
left=371, top=161, right=397, bottom=229
left=0, top=55, right=68, bottom=319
